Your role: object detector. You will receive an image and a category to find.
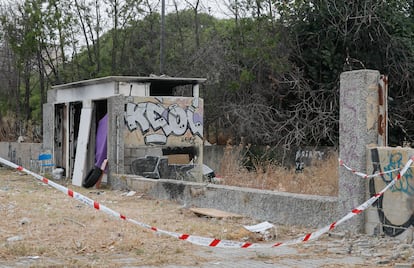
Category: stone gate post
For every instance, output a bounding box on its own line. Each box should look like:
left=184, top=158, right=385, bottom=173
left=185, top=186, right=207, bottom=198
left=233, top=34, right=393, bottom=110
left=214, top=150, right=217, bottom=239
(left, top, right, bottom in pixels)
left=339, top=70, right=380, bottom=232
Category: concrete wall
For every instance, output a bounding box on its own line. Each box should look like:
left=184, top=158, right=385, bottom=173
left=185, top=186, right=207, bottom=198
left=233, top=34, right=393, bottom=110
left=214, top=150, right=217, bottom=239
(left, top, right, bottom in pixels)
left=365, top=146, right=414, bottom=238
left=203, top=145, right=225, bottom=173
left=118, top=175, right=338, bottom=228
left=0, top=142, right=42, bottom=170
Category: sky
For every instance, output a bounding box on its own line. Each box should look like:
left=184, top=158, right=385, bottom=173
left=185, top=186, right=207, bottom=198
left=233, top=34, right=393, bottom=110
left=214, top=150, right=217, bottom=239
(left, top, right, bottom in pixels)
left=163, top=0, right=233, bottom=19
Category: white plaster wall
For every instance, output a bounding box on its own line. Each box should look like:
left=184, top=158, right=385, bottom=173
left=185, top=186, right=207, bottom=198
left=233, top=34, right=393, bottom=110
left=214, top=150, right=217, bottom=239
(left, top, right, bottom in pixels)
left=54, top=82, right=117, bottom=103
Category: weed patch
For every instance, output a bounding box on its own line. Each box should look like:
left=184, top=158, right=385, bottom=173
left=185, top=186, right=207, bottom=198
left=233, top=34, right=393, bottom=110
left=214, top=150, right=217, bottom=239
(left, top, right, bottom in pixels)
left=218, top=145, right=338, bottom=196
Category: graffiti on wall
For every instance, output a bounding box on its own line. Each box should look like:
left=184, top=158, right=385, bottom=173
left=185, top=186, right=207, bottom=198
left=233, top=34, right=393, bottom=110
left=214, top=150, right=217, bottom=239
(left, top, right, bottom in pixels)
left=295, top=149, right=325, bottom=173
left=380, top=152, right=414, bottom=194
left=124, top=97, right=203, bottom=145
left=369, top=148, right=414, bottom=236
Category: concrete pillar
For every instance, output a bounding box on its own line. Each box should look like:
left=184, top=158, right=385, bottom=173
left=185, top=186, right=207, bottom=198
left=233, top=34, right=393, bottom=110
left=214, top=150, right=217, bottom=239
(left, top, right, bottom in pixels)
left=107, top=95, right=125, bottom=186
left=339, top=70, right=380, bottom=232
left=42, top=103, right=54, bottom=151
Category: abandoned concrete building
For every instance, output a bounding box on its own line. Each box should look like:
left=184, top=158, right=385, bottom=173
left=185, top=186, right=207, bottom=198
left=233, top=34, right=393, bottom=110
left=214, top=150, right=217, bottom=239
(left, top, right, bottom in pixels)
left=42, top=76, right=206, bottom=187
left=1, top=70, right=413, bottom=240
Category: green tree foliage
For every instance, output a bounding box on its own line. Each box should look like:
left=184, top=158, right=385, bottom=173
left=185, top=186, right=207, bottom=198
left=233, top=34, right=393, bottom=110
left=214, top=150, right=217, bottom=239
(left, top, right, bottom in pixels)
left=275, top=0, right=414, bottom=146
left=0, top=0, right=44, bottom=135
left=1, top=0, right=414, bottom=147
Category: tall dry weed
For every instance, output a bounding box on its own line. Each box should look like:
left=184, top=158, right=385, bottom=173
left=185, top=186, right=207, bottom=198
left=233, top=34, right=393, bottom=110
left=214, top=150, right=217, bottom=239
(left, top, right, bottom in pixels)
left=0, top=113, right=17, bottom=141
left=219, top=145, right=338, bottom=196
left=0, top=113, right=41, bottom=142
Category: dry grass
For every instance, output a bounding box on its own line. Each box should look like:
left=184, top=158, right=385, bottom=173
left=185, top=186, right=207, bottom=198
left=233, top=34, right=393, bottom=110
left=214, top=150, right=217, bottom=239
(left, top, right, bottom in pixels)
left=218, top=145, right=338, bottom=196
left=0, top=113, right=41, bottom=142
left=0, top=170, right=203, bottom=266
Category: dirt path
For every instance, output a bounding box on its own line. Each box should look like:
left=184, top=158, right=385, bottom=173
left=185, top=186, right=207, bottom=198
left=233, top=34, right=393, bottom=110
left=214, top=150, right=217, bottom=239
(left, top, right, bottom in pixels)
left=0, top=167, right=408, bottom=267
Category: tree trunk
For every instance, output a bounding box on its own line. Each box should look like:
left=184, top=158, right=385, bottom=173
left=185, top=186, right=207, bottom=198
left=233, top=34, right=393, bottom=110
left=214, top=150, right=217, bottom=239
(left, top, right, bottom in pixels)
left=37, top=50, right=45, bottom=135
left=111, top=0, right=118, bottom=74
left=194, top=0, right=200, bottom=49
left=24, top=60, right=31, bottom=123
left=74, top=0, right=93, bottom=66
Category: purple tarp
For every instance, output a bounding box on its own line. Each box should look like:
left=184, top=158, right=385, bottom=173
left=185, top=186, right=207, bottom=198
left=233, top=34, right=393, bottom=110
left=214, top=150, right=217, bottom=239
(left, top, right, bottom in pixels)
left=95, top=114, right=108, bottom=171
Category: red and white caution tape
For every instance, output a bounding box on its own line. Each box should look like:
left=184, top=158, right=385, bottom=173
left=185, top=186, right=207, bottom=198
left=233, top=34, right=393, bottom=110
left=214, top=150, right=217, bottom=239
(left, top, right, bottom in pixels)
left=339, top=158, right=400, bottom=179
left=0, top=156, right=413, bottom=249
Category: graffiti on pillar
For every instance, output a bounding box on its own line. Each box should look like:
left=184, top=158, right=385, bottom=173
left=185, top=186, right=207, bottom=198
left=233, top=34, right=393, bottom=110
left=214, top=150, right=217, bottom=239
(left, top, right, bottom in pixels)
left=124, top=97, right=203, bottom=145
left=369, top=148, right=414, bottom=237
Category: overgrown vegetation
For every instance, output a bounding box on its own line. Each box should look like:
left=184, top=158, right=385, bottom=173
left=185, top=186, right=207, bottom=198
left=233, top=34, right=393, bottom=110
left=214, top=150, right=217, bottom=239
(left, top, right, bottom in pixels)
left=219, top=144, right=338, bottom=196
left=0, top=1, right=413, bottom=147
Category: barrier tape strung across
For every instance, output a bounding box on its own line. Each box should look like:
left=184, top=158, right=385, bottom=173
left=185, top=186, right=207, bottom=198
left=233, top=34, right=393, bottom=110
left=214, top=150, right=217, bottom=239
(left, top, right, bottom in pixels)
left=0, top=155, right=413, bottom=249
left=338, top=158, right=400, bottom=179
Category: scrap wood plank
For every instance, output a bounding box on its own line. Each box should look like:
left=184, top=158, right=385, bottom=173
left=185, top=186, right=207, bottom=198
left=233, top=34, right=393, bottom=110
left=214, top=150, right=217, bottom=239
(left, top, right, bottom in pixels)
left=189, top=207, right=243, bottom=219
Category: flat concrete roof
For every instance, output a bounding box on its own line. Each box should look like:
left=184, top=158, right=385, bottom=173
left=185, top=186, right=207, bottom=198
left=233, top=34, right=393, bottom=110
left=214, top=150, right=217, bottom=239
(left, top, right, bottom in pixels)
left=52, top=75, right=207, bottom=90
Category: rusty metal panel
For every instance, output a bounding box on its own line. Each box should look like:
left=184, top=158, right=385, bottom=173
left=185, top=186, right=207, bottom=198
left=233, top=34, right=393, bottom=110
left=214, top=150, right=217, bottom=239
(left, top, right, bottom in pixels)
left=378, top=75, right=388, bottom=146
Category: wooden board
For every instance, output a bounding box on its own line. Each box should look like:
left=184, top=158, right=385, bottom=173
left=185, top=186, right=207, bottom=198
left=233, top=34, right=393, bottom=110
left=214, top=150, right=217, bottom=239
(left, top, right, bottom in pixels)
left=189, top=207, right=243, bottom=219
left=167, top=154, right=190, bottom=164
